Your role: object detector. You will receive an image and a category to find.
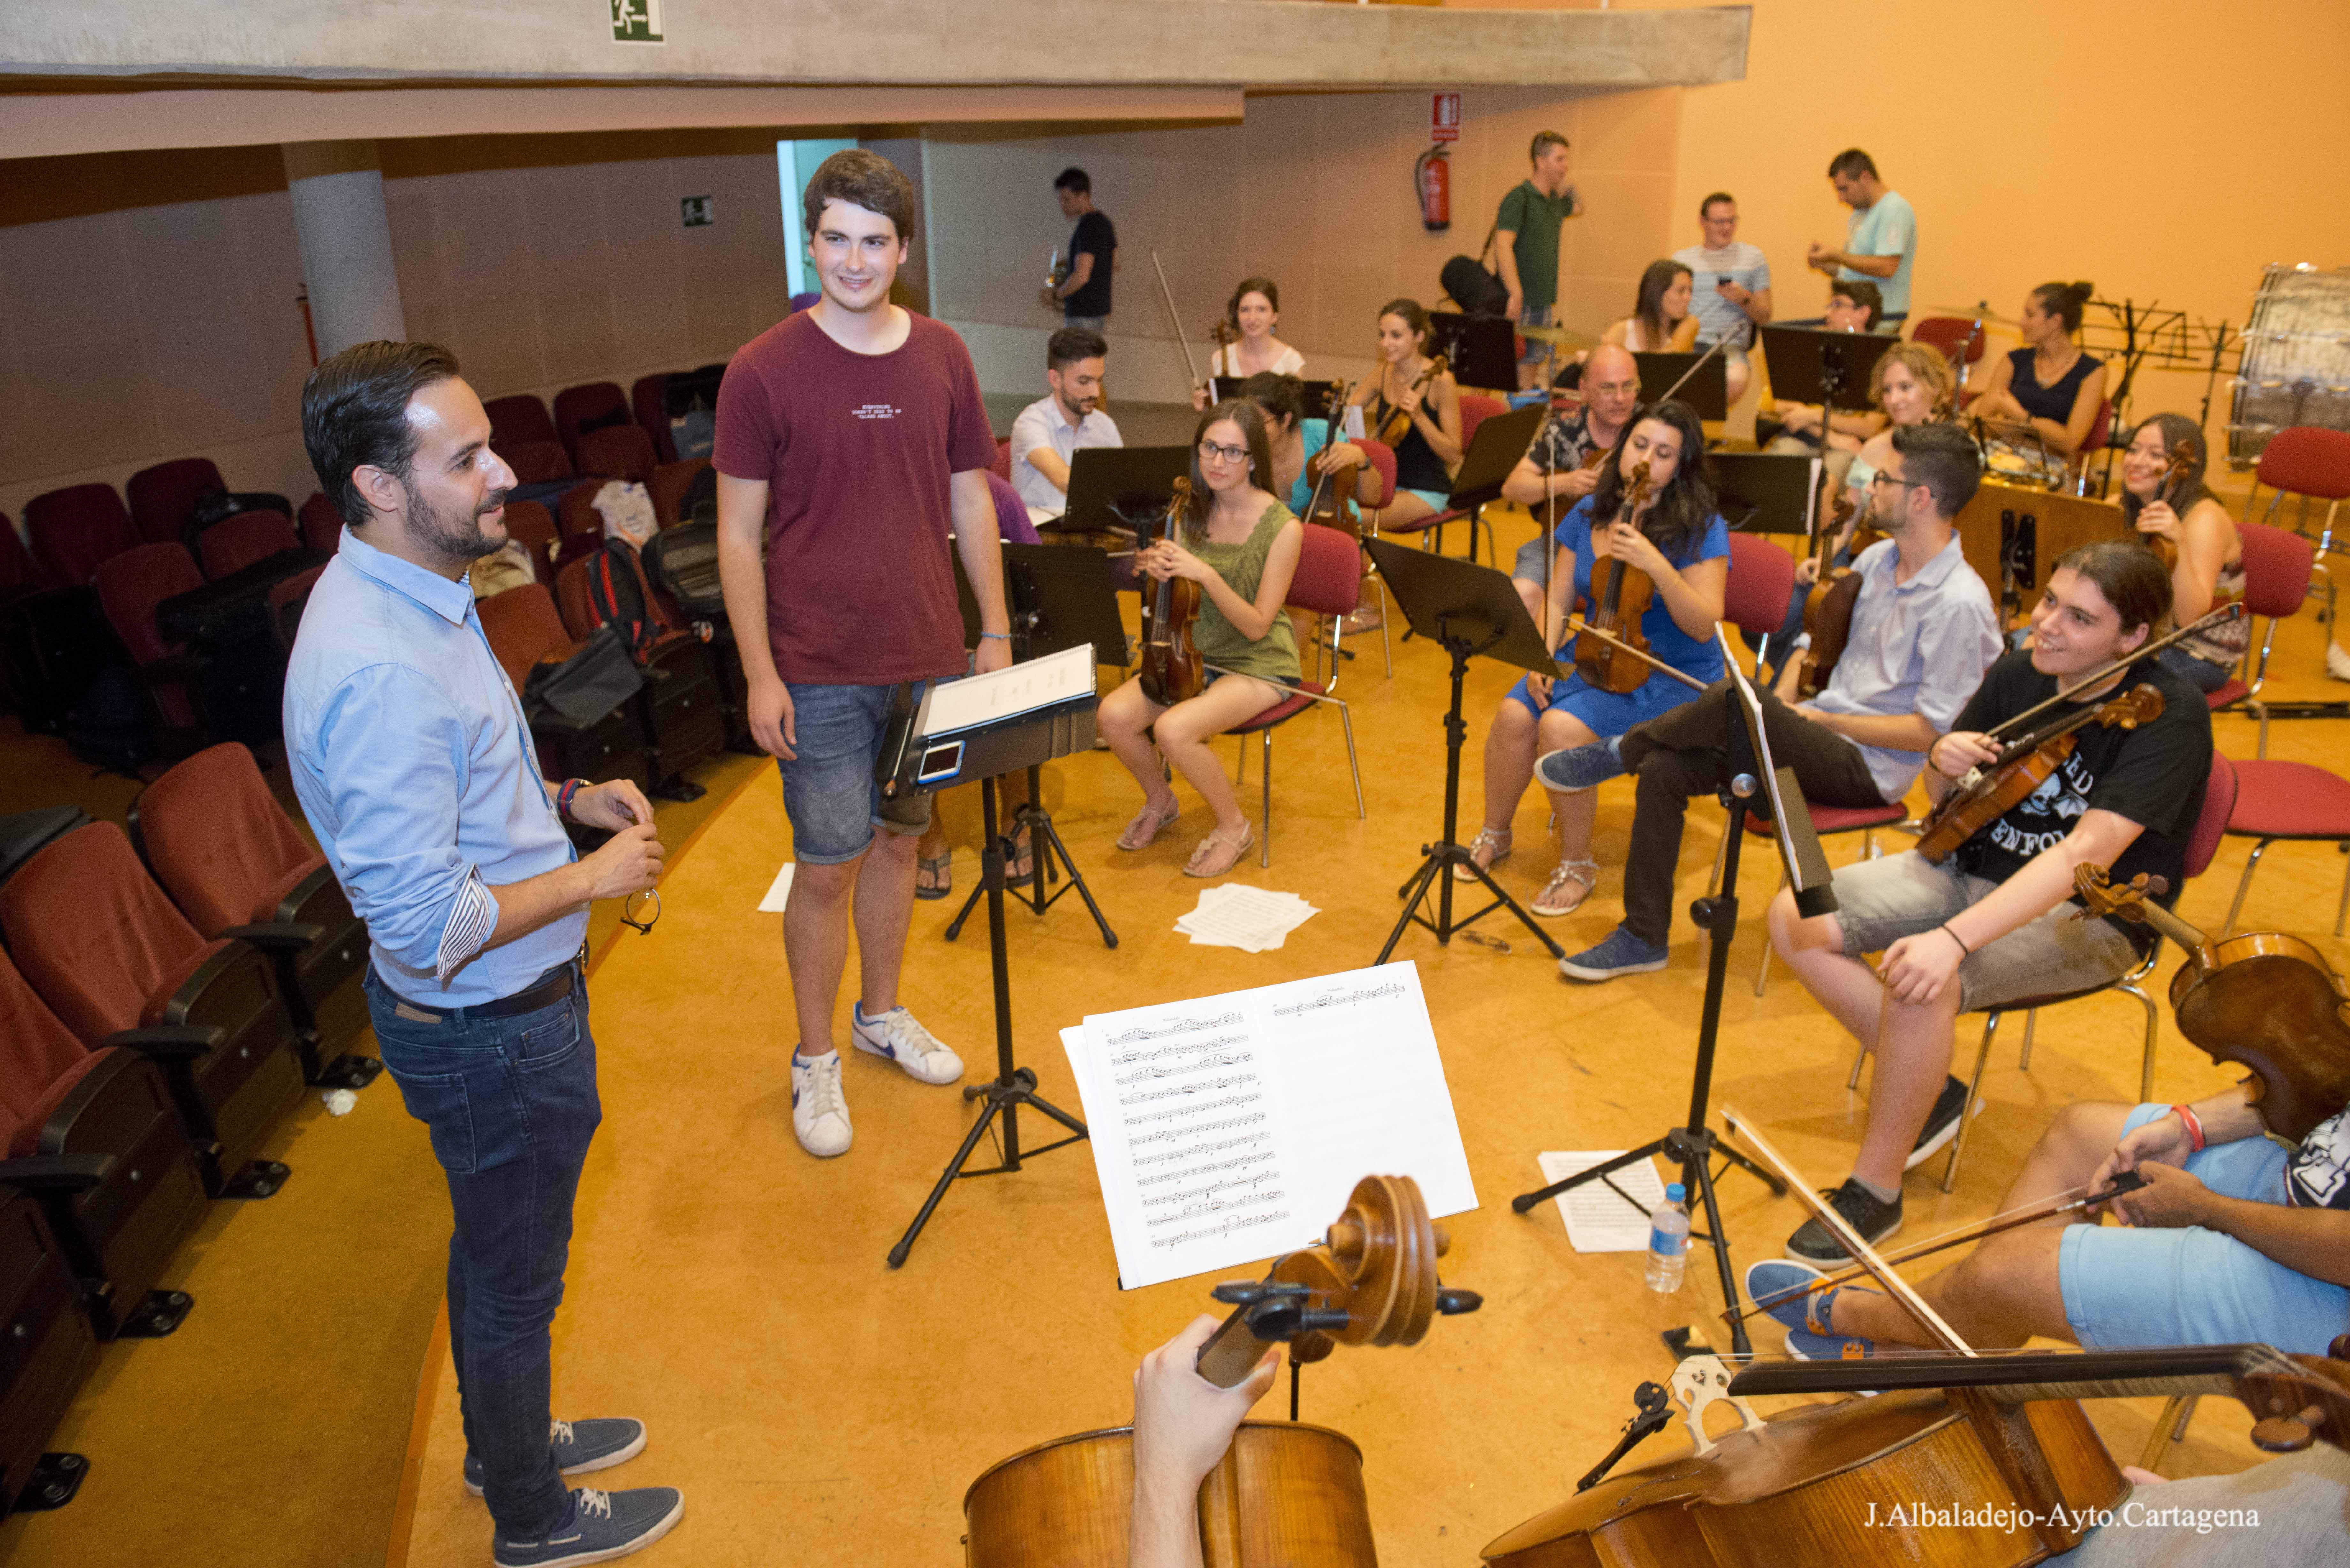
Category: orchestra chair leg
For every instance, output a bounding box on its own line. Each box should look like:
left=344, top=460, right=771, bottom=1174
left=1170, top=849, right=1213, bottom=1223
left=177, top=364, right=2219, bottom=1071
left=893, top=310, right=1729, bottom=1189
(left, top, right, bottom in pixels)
left=2017, top=1010, right=2036, bottom=1072
left=1260, top=730, right=1273, bottom=868
left=1943, top=1011, right=2003, bottom=1194
left=1234, top=735, right=1245, bottom=787
left=2127, top=979, right=2160, bottom=1104
left=1847, top=1038, right=1866, bottom=1092
left=1754, top=864, right=1785, bottom=998
left=2138, top=1395, right=2200, bottom=1474
left=2336, top=844, right=2350, bottom=938
left=2223, top=838, right=2273, bottom=933
left=1340, top=707, right=1365, bottom=820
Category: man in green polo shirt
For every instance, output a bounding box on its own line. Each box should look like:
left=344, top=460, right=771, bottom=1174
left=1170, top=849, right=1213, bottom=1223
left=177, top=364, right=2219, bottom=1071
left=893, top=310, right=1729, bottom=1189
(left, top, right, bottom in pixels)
left=1494, top=129, right=1583, bottom=388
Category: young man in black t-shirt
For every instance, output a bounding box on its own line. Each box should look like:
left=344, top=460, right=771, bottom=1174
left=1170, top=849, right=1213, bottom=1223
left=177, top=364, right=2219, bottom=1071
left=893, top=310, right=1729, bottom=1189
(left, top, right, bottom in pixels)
left=1764, top=540, right=2212, bottom=1264
left=1041, top=167, right=1116, bottom=331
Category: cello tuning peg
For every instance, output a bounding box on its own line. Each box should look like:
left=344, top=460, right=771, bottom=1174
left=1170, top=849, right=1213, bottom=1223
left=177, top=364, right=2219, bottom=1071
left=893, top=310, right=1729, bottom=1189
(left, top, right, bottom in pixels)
left=1324, top=1221, right=1365, bottom=1261
left=1431, top=1222, right=1451, bottom=1257
left=1298, top=1308, right=1353, bottom=1333
left=1436, top=1288, right=1483, bottom=1315
left=1210, top=1281, right=1269, bottom=1305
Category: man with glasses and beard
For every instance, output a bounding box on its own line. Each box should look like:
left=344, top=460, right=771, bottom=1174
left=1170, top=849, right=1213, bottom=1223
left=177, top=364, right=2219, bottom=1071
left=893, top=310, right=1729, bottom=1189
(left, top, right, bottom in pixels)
left=285, top=341, right=682, bottom=1566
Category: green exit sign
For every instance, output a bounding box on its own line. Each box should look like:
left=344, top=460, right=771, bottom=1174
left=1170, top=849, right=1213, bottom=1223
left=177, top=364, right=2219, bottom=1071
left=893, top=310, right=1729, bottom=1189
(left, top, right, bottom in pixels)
left=612, top=1, right=663, bottom=44
left=681, top=196, right=714, bottom=228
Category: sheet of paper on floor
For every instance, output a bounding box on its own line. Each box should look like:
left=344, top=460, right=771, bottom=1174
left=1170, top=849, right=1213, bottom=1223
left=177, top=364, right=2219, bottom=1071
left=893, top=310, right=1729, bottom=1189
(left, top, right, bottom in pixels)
left=1535, top=1150, right=1669, bottom=1253
left=757, top=861, right=794, bottom=912
left=1061, top=960, right=1475, bottom=1289
left=1174, top=883, right=1318, bottom=952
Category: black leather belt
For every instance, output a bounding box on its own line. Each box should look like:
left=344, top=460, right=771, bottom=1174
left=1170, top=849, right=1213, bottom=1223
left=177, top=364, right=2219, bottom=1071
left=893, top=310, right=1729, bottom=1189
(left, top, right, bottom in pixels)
left=383, top=958, right=580, bottom=1025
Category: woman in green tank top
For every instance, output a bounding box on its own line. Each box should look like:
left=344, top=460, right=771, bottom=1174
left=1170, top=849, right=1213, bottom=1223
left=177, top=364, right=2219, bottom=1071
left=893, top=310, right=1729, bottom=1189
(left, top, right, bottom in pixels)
left=1098, top=401, right=1305, bottom=879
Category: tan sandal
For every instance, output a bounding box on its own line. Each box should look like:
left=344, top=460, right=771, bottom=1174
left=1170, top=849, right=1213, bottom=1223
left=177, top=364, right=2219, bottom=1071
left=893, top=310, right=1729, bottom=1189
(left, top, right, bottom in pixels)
left=1184, top=822, right=1255, bottom=878
left=1452, top=826, right=1512, bottom=883
left=1531, top=858, right=1598, bottom=918
left=1118, top=798, right=1182, bottom=851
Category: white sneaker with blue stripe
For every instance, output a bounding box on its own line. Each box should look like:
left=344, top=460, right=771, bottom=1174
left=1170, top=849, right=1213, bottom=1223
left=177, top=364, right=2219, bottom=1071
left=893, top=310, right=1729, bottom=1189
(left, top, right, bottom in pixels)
left=851, top=1004, right=964, bottom=1085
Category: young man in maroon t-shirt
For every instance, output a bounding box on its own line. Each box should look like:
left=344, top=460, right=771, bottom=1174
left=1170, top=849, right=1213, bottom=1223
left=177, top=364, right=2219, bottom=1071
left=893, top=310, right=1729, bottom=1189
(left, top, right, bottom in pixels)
left=713, top=150, right=1012, bottom=1160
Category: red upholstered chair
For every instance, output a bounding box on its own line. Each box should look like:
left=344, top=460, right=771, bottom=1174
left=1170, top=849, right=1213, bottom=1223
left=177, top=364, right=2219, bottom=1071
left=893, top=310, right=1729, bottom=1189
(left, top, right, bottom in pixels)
left=0, top=823, right=307, bottom=1198
left=1336, top=439, right=1400, bottom=678
left=126, top=458, right=226, bottom=545
left=479, top=583, right=651, bottom=794
left=0, top=1177, right=105, bottom=1505
left=553, top=381, right=630, bottom=464
left=1928, top=752, right=2239, bottom=1192
left=478, top=582, right=576, bottom=692
left=195, top=509, right=303, bottom=581
left=0, top=515, right=47, bottom=597
left=268, top=564, right=324, bottom=652
left=646, top=459, right=710, bottom=531
left=503, top=500, right=559, bottom=586
left=1907, top=316, right=1988, bottom=376
left=555, top=548, right=725, bottom=797
left=0, top=944, right=208, bottom=1340
left=1377, top=395, right=1512, bottom=565
left=132, top=742, right=378, bottom=1086
left=2204, top=520, right=2315, bottom=757
left=631, top=374, right=675, bottom=465
left=990, top=438, right=1012, bottom=482
left=2069, top=400, right=2116, bottom=496
left=1227, top=523, right=1366, bottom=866
left=574, top=423, right=656, bottom=484
left=556, top=479, right=607, bottom=547
left=2220, top=756, right=2350, bottom=937
left=25, top=484, right=139, bottom=588
left=484, top=393, right=558, bottom=452
left=92, top=542, right=206, bottom=736
left=500, top=441, right=574, bottom=487
left=2244, top=426, right=2350, bottom=631
left=297, top=493, right=344, bottom=556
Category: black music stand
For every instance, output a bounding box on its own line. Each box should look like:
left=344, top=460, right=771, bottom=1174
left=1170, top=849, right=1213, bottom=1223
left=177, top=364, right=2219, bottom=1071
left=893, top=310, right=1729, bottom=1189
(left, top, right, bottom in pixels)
left=883, top=654, right=1098, bottom=1268
left=1759, top=325, right=1896, bottom=416
left=1510, top=637, right=1833, bottom=1358
left=1365, top=538, right=1565, bottom=962
left=1710, top=452, right=1822, bottom=536
left=1635, top=352, right=1729, bottom=421
left=1428, top=312, right=1522, bottom=393
left=945, top=544, right=1122, bottom=949
left=1207, top=377, right=1345, bottom=424
left=1427, top=401, right=1549, bottom=565
left=1052, top=445, right=1192, bottom=538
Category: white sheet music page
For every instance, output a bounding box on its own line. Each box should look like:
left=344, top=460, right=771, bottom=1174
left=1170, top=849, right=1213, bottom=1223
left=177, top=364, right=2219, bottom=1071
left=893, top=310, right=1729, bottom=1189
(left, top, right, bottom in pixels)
left=1060, top=961, right=1476, bottom=1290
left=919, top=643, right=1094, bottom=736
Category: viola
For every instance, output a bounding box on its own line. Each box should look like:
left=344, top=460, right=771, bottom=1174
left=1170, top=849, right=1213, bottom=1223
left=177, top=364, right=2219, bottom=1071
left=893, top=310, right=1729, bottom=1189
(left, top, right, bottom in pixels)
left=2074, top=865, right=2350, bottom=1142
left=1572, top=460, right=1661, bottom=696
left=1373, top=352, right=1448, bottom=449
left=1138, top=477, right=1205, bottom=707
left=1795, top=487, right=1861, bottom=700
left=2137, top=439, right=2193, bottom=573
left=1297, top=380, right=1363, bottom=540
left=1914, top=683, right=2166, bottom=864
left=962, top=1175, right=1480, bottom=1568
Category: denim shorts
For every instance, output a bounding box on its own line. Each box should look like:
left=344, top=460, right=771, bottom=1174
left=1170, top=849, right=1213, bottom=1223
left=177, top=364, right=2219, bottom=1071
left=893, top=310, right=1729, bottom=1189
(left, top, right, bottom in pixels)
left=779, top=680, right=933, bottom=864
left=1826, top=850, right=2137, bottom=1013
left=2059, top=1104, right=2347, bottom=1354
left=1518, top=304, right=1555, bottom=366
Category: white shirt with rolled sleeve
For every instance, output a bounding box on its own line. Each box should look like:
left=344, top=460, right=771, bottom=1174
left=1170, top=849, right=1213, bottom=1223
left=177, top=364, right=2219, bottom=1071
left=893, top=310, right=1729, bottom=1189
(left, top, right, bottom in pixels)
left=1009, top=395, right=1122, bottom=525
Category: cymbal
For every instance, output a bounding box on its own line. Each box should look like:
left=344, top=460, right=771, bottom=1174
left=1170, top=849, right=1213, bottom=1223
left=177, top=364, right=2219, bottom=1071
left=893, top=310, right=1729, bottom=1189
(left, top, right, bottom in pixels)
left=1515, top=322, right=1598, bottom=347
left=1926, top=305, right=2020, bottom=327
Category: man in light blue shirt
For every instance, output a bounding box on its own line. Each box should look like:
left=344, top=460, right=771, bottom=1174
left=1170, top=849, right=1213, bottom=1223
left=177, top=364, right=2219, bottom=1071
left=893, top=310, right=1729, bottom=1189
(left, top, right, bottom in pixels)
left=1808, top=148, right=1917, bottom=327
left=1009, top=325, right=1122, bottom=524
left=284, top=341, right=682, bottom=1568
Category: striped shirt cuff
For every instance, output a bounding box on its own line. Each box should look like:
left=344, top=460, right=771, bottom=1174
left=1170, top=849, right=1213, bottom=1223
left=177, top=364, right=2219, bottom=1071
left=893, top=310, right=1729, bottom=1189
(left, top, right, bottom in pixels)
left=435, top=867, right=497, bottom=983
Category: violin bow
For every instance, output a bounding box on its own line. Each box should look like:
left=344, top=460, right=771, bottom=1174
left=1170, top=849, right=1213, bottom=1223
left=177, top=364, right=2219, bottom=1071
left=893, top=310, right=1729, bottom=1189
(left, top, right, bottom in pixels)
left=1147, top=248, right=1204, bottom=391
left=1724, top=1171, right=2150, bottom=1329
left=1658, top=334, right=1729, bottom=405
left=1720, top=1107, right=1976, bottom=1354
left=1558, top=616, right=1708, bottom=691
left=1978, top=602, right=2245, bottom=744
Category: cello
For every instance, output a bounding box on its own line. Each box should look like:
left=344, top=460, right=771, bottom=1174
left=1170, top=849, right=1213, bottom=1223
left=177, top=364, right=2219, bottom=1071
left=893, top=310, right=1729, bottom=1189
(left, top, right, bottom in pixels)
left=1793, top=486, right=1861, bottom=700
left=1138, top=477, right=1204, bottom=708
left=962, top=1175, right=1481, bottom=1568
left=1572, top=460, right=1660, bottom=695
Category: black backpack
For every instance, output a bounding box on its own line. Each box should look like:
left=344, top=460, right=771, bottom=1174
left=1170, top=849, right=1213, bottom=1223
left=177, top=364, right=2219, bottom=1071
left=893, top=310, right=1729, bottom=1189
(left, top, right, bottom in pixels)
left=642, top=521, right=726, bottom=622
left=582, top=539, right=658, bottom=660
left=64, top=666, right=155, bottom=776
left=1439, top=220, right=1510, bottom=317
left=677, top=462, right=719, bottom=526
left=521, top=622, right=644, bottom=726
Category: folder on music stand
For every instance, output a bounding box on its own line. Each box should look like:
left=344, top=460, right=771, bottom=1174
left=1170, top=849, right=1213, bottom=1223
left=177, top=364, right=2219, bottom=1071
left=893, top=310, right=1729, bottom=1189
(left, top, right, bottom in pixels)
left=1635, top=351, right=1728, bottom=420
left=1710, top=452, right=1822, bottom=536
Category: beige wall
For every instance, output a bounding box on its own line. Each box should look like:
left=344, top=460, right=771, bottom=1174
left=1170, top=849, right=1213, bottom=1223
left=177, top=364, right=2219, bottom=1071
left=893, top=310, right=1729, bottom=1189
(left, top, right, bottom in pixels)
left=927, top=86, right=1684, bottom=403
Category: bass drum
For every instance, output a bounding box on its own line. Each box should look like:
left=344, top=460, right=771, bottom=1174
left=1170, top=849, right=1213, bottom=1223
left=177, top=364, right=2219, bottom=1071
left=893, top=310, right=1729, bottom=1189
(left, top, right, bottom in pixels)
left=2229, top=263, right=2350, bottom=469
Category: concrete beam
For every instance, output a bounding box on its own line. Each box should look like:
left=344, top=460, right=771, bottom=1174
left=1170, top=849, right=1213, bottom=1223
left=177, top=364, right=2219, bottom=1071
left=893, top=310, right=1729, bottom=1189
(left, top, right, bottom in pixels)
left=2, top=1, right=1750, bottom=91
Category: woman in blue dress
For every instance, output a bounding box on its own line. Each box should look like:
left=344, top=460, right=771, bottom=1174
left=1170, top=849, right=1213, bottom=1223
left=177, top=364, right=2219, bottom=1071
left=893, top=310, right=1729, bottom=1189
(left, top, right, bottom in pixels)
left=1461, top=400, right=1729, bottom=916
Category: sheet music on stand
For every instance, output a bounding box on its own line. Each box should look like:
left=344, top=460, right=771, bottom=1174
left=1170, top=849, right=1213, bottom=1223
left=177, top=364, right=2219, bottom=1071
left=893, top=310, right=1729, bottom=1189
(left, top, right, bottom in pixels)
left=1059, top=961, right=1477, bottom=1290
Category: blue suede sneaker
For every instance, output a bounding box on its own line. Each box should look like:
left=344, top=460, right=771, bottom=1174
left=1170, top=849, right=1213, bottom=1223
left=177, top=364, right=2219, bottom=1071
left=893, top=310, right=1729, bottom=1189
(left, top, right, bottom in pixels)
left=1744, top=1259, right=1884, bottom=1348
left=466, top=1418, right=647, bottom=1497
left=1558, top=926, right=1668, bottom=982
left=1534, top=736, right=1626, bottom=793
left=1785, top=1325, right=1876, bottom=1361
left=492, top=1485, right=683, bottom=1567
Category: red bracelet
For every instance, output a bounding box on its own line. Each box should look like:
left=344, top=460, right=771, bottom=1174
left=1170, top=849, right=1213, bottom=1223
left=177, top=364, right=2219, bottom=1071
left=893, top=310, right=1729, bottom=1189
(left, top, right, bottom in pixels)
left=2170, top=1103, right=2206, bottom=1153
left=556, top=778, right=585, bottom=821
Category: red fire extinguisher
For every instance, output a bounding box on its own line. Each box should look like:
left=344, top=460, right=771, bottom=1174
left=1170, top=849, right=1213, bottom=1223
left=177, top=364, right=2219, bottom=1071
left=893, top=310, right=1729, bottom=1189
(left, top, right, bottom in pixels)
left=1415, top=145, right=1450, bottom=232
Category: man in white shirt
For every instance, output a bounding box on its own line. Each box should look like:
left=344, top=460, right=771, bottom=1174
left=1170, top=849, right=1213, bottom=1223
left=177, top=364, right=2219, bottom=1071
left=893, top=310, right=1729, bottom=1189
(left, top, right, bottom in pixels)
left=1672, top=192, right=1772, bottom=403
left=1009, top=326, right=1123, bottom=524
left=1807, top=148, right=1917, bottom=329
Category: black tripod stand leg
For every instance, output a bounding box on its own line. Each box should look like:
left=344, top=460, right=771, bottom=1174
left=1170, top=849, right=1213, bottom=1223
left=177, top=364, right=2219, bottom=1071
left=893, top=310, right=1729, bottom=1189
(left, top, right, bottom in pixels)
left=1714, top=1138, right=1787, bottom=1197
left=889, top=1088, right=1010, bottom=1269
left=1029, top=811, right=1117, bottom=949
left=1685, top=1146, right=1751, bottom=1358
left=1458, top=854, right=1566, bottom=958
left=943, top=867, right=987, bottom=941
left=1013, top=1080, right=1090, bottom=1140
left=1378, top=852, right=1448, bottom=964
left=1511, top=1138, right=1669, bottom=1213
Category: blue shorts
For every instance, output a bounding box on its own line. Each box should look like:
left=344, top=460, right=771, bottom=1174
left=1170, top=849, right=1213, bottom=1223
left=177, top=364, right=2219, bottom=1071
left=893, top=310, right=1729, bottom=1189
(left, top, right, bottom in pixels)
left=1400, top=486, right=1449, bottom=513
left=777, top=680, right=934, bottom=864
left=2058, top=1104, right=2348, bottom=1355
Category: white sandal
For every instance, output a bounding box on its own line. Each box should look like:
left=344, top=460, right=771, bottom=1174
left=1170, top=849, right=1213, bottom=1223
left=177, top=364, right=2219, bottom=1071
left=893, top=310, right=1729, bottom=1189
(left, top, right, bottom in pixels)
left=1453, top=827, right=1513, bottom=883
left=1531, top=858, right=1598, bottom=918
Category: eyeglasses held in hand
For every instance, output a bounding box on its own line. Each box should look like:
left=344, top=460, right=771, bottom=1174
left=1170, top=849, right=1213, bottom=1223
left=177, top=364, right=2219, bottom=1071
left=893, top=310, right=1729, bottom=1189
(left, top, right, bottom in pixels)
left=620, top=887, right=661, bottom=936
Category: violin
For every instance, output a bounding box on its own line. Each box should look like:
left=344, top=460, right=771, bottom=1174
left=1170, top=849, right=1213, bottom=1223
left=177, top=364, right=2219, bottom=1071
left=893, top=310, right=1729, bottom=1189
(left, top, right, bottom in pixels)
left=1914, top=683, right=2166, bottom=864
left=2137, top=439, right=2194, bottom=573
left=1373, top=352, right=1448, bottom=448
left=1795, top=487, right=1861, bottom=700
left=1572, top=460, right=1661, bottom=696
left=1298, top=381, right=1362, bottom=540
left=1138, top=477, right=1205, bottom=707
left=1205, top=318, right=1238, bottom=399
left=962, top=1175, right=1480, bottom=1568
left=2074, top=865, right=2350, bottom=1142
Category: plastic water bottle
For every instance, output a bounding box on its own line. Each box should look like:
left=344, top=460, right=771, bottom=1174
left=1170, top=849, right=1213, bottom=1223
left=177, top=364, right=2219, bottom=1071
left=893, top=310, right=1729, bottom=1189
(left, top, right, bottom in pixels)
left=1644, top=1182, right=1689, bottom=1293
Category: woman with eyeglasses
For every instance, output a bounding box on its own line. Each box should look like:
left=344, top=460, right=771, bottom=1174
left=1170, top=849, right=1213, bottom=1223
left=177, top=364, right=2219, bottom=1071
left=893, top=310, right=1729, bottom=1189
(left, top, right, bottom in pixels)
left=1316, top=298, right=1463, bottom=533
left=1096, top=401, right=1305, bottom=878
left=1460, top=399, right=1729, bottom=917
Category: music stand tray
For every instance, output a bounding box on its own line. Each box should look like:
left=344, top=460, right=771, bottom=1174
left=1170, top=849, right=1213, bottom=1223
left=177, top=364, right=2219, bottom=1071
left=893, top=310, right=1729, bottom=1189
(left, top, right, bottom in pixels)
left=1636, top=352, right=1728, bottom=420
left=1709, top=452, right=1822, bottom=536
left=1429, top=311, right=1522, bottom=392
left=1364, top=539, right=1564, bottom=961
left=1758, top=326, right=1896, bottom=413
left=1053, top=445, right=1192, bottom=537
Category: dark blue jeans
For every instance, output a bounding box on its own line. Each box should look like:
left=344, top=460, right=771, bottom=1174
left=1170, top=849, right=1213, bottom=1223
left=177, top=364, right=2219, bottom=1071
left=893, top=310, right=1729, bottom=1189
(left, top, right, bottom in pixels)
left=365, top=964, right=601, bottom=1538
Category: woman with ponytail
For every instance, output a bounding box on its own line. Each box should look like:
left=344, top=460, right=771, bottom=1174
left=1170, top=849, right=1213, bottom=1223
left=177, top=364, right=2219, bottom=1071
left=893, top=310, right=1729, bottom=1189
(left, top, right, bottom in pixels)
left=1967, top=280, right=2109, bottom=459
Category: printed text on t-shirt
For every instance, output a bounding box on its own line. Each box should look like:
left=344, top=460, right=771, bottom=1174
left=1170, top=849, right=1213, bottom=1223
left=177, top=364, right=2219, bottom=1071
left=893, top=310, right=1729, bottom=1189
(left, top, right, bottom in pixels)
left=853, top=403, right=902, bottom=421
